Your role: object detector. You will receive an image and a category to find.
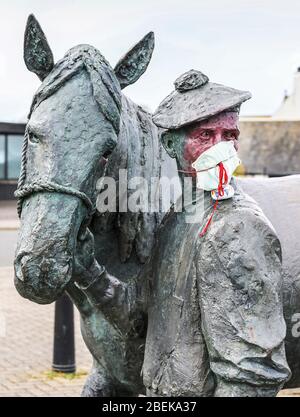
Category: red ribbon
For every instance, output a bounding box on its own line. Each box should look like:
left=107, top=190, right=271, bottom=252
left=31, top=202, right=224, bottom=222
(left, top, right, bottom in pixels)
left=217, top=162, right=228, bottom=197
left=199, top=199, right=219, bottom=237
left=199, top=162, right=228, bottom=237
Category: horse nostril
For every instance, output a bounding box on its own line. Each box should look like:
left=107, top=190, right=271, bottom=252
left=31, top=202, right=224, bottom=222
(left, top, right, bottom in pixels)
left=15, top=269, right=24, bottom=282
left=14, top=253, right=30, bottom=282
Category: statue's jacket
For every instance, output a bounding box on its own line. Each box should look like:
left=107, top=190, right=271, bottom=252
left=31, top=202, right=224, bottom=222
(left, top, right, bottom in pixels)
left=141, top=179, right=291, bottom=396
left=81, top=179, right=291, bottom=396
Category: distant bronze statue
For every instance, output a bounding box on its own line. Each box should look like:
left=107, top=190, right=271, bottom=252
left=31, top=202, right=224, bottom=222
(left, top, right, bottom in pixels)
left=14, top=15, right=300, bottom=397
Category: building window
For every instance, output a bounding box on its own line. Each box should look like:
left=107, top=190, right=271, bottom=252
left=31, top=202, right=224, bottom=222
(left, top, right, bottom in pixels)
left=0, top=133, right=23, bottom=181
left=7, top=135, right=22, bottom=179
left=0, top=135, right=4, bottom=179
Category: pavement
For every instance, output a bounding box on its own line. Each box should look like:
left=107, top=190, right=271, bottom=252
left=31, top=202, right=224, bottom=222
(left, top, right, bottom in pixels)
left=0, top=200, right=299, bottom=397
left=0, top=201, right=19, bottom=268
left=0, top=266, right=92, bottom=397
left=0, top=200, right=19, bottom=230
left=0, top=200, right=92, bottom=397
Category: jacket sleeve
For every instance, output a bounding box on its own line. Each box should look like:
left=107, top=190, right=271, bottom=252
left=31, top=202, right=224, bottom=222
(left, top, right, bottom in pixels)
left=196, top=207, right=291, bottom=397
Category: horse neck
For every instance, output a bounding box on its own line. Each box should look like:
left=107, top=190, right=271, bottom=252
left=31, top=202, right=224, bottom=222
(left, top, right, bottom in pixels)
left=91, top=94, right=165, bottom=264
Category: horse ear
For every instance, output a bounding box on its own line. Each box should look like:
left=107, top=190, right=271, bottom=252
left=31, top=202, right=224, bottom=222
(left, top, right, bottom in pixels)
left=24, top=14, right=54, bottom=81
left=114, top=31, right=155, bottom=90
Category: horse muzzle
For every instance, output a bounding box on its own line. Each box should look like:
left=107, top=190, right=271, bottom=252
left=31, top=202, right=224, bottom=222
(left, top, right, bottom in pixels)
left=14, top=192, right=86, bottom=304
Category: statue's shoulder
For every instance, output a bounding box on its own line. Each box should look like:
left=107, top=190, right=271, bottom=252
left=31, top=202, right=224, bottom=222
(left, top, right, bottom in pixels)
left=211, top=179, right=280, bottom=243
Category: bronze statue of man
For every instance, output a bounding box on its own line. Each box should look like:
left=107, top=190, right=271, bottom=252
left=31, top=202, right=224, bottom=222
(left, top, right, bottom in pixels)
left=141, top=70, right=291, bottom=396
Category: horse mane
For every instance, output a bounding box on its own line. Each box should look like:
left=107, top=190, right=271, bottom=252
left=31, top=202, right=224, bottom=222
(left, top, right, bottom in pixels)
left=92, top=94, right=178, bottom=264
left=29, top=44, right=122, bottom=134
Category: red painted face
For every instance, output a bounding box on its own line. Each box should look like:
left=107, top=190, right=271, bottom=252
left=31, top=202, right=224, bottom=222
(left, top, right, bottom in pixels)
left=182, top=111, right=240, bottom=175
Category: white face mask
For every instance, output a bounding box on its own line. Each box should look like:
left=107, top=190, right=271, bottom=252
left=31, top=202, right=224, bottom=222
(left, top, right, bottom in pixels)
left=191, top=141, right=241, bottom=200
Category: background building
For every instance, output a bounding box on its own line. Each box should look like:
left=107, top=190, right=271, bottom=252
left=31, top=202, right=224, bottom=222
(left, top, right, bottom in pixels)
left=1, top=70, right=300, bottom=200
left=0, top=122, right=25, bottom=200
left=239, top=69, right=300, bottom=176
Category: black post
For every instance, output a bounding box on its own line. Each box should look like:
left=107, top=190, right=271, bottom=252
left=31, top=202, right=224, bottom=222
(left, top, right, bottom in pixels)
left=52, top=292, right=76, bottom=373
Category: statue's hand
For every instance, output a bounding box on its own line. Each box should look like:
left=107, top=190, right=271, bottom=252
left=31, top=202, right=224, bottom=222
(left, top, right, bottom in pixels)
left=72, top=231, right=140, bottom=335
left=73, top=229, right=116, bottom=299
left=73, top=228, right=97, bottom=286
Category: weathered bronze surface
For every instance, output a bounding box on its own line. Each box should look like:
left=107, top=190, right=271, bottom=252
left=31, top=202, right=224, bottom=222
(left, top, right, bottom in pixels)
left=153, top=69, right=251, bottom=129
left=14, top=15, right=300, bottom=397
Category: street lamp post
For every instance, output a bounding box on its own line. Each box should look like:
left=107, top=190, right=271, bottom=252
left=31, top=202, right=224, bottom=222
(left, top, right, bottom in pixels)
left=52, top=292, right=76, bottom=373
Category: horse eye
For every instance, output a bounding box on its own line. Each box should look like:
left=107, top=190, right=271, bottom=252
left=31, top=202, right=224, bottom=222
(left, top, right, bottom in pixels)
left=28, top=131, right=39, bottom=144
left=103, top=148, right=114, bottom=159
left=103, top=139, right=117, bottom=159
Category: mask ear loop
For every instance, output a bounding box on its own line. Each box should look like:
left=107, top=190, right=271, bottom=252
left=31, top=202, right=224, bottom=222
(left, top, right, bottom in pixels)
left=199, top=162, right=228, bottom=237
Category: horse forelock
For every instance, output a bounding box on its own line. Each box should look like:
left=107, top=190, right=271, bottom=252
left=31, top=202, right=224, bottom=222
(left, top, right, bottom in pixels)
left=28, top=44, right=122, bottom=134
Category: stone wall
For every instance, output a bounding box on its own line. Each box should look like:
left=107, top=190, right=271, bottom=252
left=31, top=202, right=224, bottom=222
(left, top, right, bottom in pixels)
left=238, top=119, right=300, bottom=176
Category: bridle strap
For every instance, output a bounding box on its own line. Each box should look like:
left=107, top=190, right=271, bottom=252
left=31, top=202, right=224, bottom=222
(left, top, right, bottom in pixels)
left=14, top=180, right=95, bottom=219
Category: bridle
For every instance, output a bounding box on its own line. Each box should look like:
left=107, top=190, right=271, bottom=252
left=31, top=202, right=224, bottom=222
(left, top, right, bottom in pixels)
left=14, top=130, right=95, bottom=221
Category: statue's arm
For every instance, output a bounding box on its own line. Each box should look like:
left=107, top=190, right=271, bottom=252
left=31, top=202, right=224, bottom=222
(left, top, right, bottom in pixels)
left=196, top=208, right=291, bottom=397
left=77, top=259, right=142, bottom=331
left=72, top=229, right=145, bottom=336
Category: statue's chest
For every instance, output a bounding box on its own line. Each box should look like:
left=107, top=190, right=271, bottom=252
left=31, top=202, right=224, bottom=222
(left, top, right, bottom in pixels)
left=143, top=213, right=213, bottom=396
left=149, top=213, right=200, bottom=306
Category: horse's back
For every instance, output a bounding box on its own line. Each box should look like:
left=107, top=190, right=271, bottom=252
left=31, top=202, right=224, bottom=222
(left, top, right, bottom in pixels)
left=238, top=175, right=300, bottom=387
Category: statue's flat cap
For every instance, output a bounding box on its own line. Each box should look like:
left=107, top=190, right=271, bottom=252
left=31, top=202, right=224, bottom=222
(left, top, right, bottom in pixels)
left=153, top=69, right=251, bottom=129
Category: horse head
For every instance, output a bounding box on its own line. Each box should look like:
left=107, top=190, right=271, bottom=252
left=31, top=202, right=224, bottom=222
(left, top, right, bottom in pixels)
left=14, top=14, right=155, bottom=304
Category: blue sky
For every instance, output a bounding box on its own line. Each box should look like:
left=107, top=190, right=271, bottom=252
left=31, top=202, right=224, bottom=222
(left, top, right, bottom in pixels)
left=1, top=0, right=300, bottom=121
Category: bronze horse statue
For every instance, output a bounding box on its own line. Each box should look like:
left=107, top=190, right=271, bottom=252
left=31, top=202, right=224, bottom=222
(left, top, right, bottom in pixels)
left=14, top=15, right=300, bottom=395
left=14, top=14, right=177, bottom=396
